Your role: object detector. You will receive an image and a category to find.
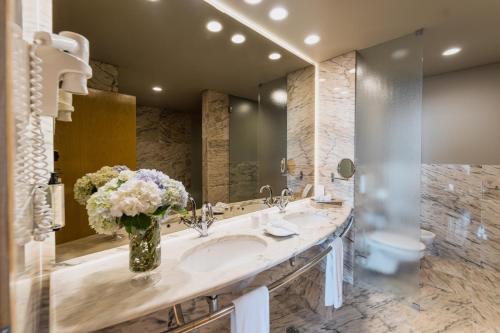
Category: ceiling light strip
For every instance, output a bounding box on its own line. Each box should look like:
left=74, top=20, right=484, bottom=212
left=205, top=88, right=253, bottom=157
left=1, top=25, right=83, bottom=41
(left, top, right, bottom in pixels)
left=203, top=0, right=317, bottom=65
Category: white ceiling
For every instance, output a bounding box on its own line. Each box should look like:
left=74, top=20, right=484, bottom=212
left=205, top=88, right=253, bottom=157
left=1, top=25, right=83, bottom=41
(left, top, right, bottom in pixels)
left=208, top=0, right=500, bottom=75
left=53, top=0, right=309, bottom=110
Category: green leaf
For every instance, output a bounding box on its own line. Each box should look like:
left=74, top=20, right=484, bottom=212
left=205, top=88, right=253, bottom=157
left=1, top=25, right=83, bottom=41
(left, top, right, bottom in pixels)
left=120, top=213, right=152, bottom=235
left=153, top=205, right=169, bottom=217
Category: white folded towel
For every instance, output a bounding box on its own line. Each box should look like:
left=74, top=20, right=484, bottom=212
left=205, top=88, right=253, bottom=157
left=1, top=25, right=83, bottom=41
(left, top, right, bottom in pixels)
left=325, top=237, right=343, bottom=308
left=231, top=286, right=270, bottom=333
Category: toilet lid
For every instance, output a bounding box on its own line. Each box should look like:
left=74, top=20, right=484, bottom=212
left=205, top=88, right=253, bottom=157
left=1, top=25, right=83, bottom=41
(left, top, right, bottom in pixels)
left=369, top=231, right=425, bottom=251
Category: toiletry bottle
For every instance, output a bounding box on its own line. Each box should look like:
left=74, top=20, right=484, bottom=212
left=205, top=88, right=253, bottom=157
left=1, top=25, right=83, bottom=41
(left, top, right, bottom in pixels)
left=48, top=172, right=65, bottom=231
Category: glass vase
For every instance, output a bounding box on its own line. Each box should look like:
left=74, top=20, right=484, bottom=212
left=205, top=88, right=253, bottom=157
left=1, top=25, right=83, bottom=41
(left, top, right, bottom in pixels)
left=129, top=219, right=161, bottom=273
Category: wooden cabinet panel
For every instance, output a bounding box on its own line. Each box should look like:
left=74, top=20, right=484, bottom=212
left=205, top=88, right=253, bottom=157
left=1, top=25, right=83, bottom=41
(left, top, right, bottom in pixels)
left=54, top=89, right=136, bottom=244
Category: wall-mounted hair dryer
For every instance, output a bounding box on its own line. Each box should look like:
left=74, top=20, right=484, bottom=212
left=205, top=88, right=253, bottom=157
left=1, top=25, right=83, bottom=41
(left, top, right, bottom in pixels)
left=32, top=31, right=92, bottom=117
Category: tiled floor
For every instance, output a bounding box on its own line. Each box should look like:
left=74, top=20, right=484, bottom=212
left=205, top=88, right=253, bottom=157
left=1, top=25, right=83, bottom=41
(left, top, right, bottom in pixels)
left=270, top=255, right=500, bottom=333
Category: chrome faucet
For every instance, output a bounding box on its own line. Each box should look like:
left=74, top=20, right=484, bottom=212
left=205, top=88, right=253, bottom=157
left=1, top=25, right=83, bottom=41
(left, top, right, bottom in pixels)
left=259, top=185, right=276, bottom=208
left=180, top=197, right=215, bottom=237
left=277, top=187, right=293, bottom=213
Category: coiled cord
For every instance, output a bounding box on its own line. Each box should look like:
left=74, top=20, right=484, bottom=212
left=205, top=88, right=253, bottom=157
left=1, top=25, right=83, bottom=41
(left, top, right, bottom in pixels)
left=12, top=27, right=33, bottom=245
left=29, top=41, right=53, bottom=241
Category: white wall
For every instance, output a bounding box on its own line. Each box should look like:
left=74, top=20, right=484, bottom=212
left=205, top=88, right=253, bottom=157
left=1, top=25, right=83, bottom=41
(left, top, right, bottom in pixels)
left=423, top=62, right=500, bottom=164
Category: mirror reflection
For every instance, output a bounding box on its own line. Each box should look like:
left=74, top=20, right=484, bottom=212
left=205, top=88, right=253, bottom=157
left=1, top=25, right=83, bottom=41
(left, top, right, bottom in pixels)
left=337, top=158, right=356, bottom=179
left=52, top=0, right=312, bottom=259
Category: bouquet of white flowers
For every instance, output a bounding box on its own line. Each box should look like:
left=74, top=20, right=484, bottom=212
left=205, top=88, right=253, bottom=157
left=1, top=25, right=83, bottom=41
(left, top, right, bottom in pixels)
left=73, top=165, right=129, bottom=206
left=85, top=168, right=189, bottom=273
left=86, top=169, right=188, bottom=235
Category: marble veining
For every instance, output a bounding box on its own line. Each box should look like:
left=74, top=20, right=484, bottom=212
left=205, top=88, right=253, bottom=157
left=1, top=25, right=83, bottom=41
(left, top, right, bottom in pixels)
left=318, top=52, right=356, bottom=284
left=286, top=66, right=315, bottom=194
left=88, top=60, right=119, bottom=93
left=50, top=199, right=351, bottom=332
left=136, top=106, right=192, bottom=190
left=421, top=164, right=500, bottom=273
left=202, top=90, right=230, bottom=203
left=318, top=52, right=356, bottom=204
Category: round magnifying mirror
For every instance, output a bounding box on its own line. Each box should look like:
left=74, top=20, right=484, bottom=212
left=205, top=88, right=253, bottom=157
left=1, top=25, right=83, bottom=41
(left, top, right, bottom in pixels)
left=337, top=158, right=356, bottom=179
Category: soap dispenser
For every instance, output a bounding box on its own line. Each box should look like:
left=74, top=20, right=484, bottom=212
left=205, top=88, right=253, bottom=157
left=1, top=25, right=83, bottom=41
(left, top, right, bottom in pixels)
left=48, top=171, right=65, bottom=231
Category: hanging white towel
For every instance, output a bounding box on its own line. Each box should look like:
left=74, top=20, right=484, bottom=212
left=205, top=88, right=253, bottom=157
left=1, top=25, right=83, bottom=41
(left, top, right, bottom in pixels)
left=325, top=237, right=343, bottom=308
left=231, top=286, right=270, bottom=333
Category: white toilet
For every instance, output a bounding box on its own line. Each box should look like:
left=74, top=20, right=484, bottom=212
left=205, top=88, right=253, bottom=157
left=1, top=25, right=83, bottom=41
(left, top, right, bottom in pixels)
left=420, top=229, right=436, bottom=247
left=364, top=231, right=426, bottom=275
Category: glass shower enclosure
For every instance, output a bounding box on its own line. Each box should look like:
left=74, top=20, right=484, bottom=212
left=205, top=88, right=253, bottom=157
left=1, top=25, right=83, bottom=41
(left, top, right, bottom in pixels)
left=229, top=77, right=287, bottom=202
left=354, top=32, right=423, bottom=293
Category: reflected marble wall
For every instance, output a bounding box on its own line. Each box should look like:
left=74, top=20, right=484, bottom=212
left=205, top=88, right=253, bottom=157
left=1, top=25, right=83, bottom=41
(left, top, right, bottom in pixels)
left=88, top=59, right=119, bottom=93
left=136, top=106, right=192, bottom=189
left=230, top=161, right=259, bottom=202
left=202, top=90, right=230, bottom=203
left=88, top=60, right=193, bottom=190
left=286, top=66, right=315, bottom=194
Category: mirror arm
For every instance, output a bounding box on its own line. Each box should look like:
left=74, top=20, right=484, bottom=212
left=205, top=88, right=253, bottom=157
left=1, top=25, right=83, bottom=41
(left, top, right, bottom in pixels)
left=331, top=173, right=350, bottom=183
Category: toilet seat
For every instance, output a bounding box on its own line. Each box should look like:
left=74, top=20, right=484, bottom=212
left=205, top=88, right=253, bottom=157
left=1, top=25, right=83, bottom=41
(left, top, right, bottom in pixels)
left=368, top=231, right=425, bottom=252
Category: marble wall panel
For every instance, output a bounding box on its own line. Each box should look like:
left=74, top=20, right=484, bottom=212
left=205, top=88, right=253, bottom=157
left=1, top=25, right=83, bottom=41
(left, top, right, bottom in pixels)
left=420, top=164, right=500, bottom=272
left=317, top=52, right=356, bottom=284
left=88, top=60, right=119, bottom=93
left=136, top=106, right=192, bottom=189
left=202, top=90, right=230, bottom=203
left=318, top=52, right=356, bottom=205
left=286, top=66, right=315, bottom=194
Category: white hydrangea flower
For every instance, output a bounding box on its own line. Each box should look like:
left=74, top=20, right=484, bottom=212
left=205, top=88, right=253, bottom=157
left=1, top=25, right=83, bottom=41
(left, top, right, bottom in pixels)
left=109, top=179, right=163, bottom=217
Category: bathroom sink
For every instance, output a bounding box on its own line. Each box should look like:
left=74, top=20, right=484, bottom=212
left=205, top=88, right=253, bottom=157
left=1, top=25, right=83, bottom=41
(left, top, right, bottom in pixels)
left=283, top=212, right=331, bottom=229
left=180, top=235, right=267, bottom=273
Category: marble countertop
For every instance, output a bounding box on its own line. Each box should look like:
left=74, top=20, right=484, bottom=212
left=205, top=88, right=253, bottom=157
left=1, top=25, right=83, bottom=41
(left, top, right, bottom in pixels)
left=50, top=199, right=351, bottom=332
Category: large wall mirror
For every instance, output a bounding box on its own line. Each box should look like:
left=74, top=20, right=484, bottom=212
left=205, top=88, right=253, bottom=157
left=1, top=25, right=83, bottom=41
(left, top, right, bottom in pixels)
left=53, top=0, right=314, bottom=260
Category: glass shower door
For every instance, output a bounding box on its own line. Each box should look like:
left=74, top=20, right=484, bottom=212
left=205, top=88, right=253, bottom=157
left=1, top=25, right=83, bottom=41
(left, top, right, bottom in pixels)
left=257, top=78, right=287, bottom=193
left=229, top=96, right=259, bottom=202
left=354, top=32, right=423, bottom=293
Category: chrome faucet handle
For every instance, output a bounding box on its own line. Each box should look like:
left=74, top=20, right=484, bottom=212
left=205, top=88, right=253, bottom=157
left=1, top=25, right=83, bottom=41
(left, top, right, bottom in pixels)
left=203, top=202, right=216, bottom=229
left=181, top=197, right=208, bottom=236
left=259, top=185, right=274, bottom=208
left=278, top=187, right=293, bottom=213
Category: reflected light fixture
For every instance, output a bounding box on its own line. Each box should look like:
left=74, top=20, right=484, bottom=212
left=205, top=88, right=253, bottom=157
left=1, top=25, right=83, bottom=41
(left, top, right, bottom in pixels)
left=442, top=47, right=461, bottom=56
left=269, top=7, right=288, bottom=21
left=206, top=20, right=223, bottom=32
left=271, top=89, right=287, bottom=105
left=244, top=0, right=262, bottom=4
left=231, top=33, right=246, bottom=44
left=152, top=86, right=163, bottom=92
left=304, top=34, right=320, bottom=45
left=268, top=52, right=281, bottom=60
left=391, top=48, right=409, bottom=60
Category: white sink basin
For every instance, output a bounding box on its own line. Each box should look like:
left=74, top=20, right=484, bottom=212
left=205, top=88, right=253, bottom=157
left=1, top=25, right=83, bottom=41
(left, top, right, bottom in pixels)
left=283, top=211, right=331, bottom=229
left=180, top=235, right=267, bottom=272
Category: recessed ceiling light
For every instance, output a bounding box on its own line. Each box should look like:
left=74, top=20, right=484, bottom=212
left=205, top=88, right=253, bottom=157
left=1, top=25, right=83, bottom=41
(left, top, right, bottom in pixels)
left=269, top=7, right=288, bottom=21
left=268, top=52, right=281, bottom=60
left=231, top=33, right=246, bottom=44
left=304, top=34, right=320, bottom=45
left=152, top=86, right=163, bottom=92
left=206, top=20, right=223, bottom=32
left=244, top=0, right=262, bottom=4
left=442, top=47, right=461, bottom=56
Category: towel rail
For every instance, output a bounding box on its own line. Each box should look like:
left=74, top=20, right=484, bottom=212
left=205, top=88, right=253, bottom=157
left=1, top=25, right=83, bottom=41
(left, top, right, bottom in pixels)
left=166, top=212, right=354, bottom=333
